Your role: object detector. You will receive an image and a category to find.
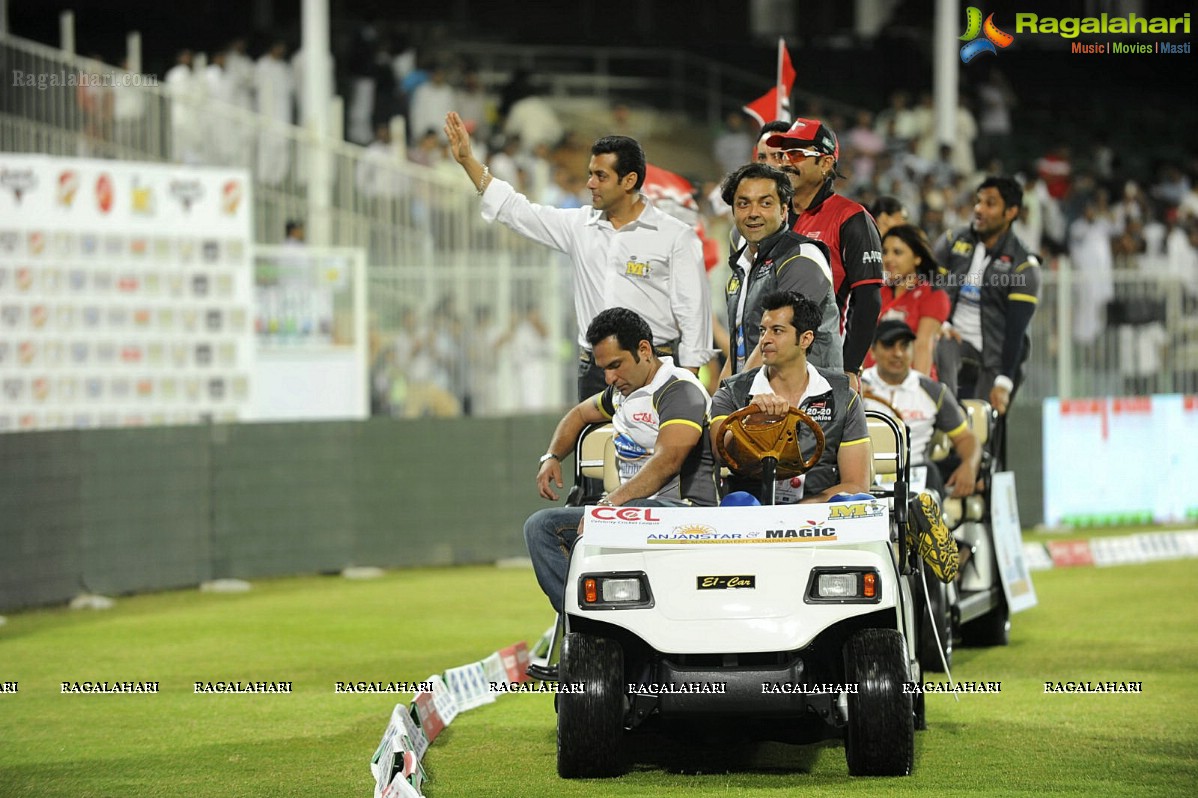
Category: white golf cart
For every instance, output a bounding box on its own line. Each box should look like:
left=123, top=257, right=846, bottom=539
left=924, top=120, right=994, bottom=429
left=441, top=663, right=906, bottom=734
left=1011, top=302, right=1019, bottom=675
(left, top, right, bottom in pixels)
left=936, top=400, right=1014, bottom=649
left=551, top=405, right=931, bottom=778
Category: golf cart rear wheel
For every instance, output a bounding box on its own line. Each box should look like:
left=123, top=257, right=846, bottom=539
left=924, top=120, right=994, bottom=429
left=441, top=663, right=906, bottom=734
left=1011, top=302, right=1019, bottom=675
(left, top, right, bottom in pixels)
left=961, top=594, right=1010, bottom=647
left=557, top=632, right=626, bottom=778
left=843, top=628, right=914, bottom=776
left=917, top=568, right=953, bottom=672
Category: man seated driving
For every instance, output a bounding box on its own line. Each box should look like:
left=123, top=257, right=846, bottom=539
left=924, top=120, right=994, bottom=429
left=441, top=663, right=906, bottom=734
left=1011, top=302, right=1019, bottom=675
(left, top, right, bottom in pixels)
left=709, top=290, right=870, bottom=504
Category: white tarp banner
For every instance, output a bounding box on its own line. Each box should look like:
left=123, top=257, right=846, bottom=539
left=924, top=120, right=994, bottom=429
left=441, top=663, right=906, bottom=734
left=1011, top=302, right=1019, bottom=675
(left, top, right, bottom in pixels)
left=443, top=662, right=494, bottom=711
left=990, top=471, right=1038, bottom=613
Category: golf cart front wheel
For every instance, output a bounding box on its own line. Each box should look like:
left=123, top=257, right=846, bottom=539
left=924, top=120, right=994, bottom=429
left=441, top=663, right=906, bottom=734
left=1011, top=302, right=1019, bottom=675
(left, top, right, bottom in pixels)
left=556, top=632, right=626, bottom=778
left=843, top=628, right=914, bottom=776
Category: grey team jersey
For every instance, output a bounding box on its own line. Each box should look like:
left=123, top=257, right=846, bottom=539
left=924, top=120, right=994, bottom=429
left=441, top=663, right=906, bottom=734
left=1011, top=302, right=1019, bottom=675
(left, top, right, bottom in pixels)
left=861, top=367, right=967, bottom=466
left=596, top=358, right=718, bottom=506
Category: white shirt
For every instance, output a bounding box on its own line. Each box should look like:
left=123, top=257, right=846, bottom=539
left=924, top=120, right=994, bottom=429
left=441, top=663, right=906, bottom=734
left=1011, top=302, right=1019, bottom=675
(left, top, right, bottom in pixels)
left=481, top=178, right=716, bottom=368
left=408, top=81, right=456, bottom=142
left=357, top=140, right=402, bottom=198
left=503, top=96, right=564, bottom=151
left=861, top=367, right=965, bottom=466
left=254, top=55, right=293, bottom=122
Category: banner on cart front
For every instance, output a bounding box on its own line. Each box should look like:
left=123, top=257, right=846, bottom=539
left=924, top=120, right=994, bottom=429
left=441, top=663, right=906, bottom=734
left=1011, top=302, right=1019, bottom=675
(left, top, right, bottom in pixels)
left=581, top=500, right=891, bottom=549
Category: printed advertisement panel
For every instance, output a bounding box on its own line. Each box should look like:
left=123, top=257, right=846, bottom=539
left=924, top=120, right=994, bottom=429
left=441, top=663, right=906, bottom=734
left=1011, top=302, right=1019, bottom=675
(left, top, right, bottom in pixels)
left=0, top=154, right=254, bottom=431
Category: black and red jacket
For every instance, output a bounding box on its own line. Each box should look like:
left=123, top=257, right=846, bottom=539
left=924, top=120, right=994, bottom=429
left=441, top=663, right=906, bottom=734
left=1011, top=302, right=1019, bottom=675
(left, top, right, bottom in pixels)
left=791, top=180, right=883, bottom=371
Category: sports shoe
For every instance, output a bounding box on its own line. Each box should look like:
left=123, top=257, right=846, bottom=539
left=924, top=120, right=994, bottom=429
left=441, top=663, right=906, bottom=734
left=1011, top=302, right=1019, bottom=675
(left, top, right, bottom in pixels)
left=910, top=492, right=959, bottom=583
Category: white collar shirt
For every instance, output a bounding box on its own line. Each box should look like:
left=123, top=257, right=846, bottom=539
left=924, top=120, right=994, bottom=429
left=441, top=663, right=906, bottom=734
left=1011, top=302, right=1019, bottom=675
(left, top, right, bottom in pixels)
left=481, top=178, right=716, bottom=368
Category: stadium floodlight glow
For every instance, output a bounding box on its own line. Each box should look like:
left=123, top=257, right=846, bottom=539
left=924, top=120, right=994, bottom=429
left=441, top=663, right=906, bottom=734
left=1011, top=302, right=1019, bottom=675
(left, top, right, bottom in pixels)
left=806, top=569, right=882, bottom=603
left=578, top=572, right=654, bottom=609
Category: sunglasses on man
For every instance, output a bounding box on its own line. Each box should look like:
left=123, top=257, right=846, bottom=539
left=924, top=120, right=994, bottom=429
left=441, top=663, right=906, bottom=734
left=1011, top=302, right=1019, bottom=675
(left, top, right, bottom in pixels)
left=781, top=148, right=826, bottom=164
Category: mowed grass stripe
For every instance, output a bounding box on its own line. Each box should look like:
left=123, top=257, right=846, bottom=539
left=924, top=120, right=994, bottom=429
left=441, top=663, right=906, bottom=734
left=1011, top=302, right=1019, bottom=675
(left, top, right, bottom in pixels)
left=0, top=561, right=1195, bottom=797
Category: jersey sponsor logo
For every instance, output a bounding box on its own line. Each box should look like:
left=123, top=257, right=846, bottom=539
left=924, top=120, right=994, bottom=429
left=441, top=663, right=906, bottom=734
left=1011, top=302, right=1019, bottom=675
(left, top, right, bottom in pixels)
left=613, top=432, right=649, bottom=461
left=862, top=249, right=883, bottom=264
left=624, top=259, right=651, bottom=278
left=951, top=239, right=974, bottom=256
left=726, top=274, right=741, bottom=295
left=803, top=398, right=834, bottom=424
left=632, top=412, right=656, bottom=424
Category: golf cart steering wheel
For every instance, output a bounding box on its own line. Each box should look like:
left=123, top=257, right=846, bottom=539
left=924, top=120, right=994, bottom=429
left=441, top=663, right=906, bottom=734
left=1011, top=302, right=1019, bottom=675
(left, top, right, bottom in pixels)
left=716, top=403, right=825, bottom=479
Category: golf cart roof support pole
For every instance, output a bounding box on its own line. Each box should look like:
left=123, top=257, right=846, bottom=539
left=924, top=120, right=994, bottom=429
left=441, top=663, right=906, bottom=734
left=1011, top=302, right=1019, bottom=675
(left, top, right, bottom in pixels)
left=761, top=456, right=777, bottom=506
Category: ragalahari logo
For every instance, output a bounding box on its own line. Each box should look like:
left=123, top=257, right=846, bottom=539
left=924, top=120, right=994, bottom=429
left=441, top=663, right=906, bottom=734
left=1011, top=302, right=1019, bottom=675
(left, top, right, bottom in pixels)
left=960, top=7, right=1015, bottom=62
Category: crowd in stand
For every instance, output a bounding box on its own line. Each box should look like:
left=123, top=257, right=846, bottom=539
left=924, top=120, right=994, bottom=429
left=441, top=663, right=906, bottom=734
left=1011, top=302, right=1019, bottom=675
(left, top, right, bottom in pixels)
left=368, top=56, right=1198, bottom=416
left=64, top=27, right=1198, bottom=415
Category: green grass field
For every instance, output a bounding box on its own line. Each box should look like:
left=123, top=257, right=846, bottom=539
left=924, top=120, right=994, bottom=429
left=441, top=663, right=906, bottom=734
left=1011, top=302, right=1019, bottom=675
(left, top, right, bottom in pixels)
left=1, top=559, right=1196, bottom=797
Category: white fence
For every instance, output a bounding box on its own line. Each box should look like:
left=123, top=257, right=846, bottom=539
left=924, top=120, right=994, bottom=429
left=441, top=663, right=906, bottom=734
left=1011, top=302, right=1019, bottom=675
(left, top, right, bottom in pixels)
left=1023, top=257, right=1198, bottom=404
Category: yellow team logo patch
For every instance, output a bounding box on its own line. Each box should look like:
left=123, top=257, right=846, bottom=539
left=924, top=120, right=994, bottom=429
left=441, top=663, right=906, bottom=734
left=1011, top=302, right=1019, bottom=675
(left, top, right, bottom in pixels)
left=951, top=239, right=974, bottom=256
left=625, top=259, right=651, bottom=278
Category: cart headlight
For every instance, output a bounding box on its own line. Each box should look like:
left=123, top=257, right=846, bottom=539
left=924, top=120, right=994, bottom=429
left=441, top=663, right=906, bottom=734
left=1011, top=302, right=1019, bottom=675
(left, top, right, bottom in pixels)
left=601, top=578, right=641, bottom=602
left=578, top=572, right=654, bottom=609
left=806, top=569, right=881, bottom=603
left=817, top=573, right=857, bottom=597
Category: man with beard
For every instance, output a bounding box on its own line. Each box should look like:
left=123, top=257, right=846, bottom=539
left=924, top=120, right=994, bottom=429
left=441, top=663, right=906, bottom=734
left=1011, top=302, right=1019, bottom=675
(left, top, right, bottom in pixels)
left=932, top=176, right=1041, bottom=417
left=766, top=118, right=884, bottom=380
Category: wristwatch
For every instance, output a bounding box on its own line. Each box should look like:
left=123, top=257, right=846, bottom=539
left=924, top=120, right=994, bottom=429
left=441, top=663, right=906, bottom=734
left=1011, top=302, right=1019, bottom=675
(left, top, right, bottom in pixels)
left=538, top=452, right=560, bottom=466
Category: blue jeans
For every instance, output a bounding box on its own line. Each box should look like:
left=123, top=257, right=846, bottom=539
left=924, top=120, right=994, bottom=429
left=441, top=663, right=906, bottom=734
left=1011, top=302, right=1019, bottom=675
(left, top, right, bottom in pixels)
left=524, top=498, right=689, bottom=613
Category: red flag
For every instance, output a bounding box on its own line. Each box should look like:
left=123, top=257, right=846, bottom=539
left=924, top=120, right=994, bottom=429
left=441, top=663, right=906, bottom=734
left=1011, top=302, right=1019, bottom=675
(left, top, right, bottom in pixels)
left=642, top=164, right=720, bottom=271
left=777, top=38, right=795, bottom=121
left=742, top=38, right=795, bottom=126
left=742, top=87, right=780, bottom=128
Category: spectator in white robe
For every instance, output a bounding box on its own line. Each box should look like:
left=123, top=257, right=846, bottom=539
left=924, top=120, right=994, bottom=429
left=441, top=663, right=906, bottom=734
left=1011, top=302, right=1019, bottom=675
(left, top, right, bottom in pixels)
left=255, top=40, right=294, bottom=185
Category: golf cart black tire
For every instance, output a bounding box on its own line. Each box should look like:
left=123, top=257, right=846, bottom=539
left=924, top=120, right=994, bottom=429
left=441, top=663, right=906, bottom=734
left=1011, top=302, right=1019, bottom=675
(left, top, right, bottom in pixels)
left=843, top=628, right=914, bottom=776
left=961, top=594, right=1010, bottom=647
left=557, top=632, right=626, bottom=778
left=917, top=569, right=953, bottom=672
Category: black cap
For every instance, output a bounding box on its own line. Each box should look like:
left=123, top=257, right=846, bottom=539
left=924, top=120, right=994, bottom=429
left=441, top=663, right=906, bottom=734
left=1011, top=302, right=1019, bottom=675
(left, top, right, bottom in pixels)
left=874, top=319, right=917, bottom=345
